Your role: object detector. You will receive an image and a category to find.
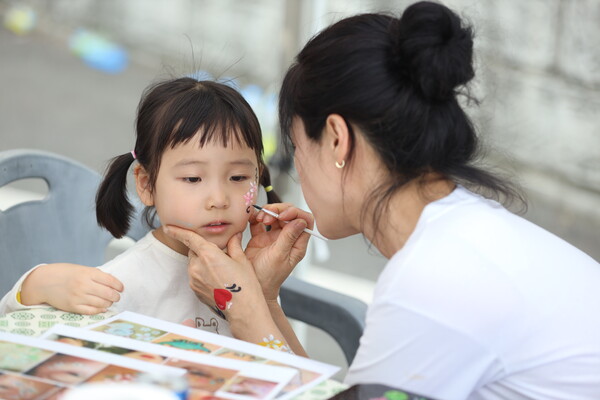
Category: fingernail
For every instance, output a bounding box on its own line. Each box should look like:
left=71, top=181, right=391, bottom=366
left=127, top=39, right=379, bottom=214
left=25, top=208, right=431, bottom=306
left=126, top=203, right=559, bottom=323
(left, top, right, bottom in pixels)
left=294, top=220, right=307, bottom=229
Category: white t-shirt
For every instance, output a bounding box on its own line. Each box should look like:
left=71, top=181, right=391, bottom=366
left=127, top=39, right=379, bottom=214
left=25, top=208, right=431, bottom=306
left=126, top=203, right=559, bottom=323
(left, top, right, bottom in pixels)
left=1, top=231, right=231, bottom=337
left=345, top=187, right=600, bottom=400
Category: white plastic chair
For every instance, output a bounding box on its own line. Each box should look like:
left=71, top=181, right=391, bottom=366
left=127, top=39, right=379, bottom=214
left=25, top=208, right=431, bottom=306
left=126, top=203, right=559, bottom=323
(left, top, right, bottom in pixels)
left=0, top=149, right=147, bottom=295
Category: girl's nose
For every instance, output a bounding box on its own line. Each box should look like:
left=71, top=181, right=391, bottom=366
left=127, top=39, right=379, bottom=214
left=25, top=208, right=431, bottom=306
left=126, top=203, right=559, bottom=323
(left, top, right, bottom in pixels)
left=206, top=185, right=229, bottom=209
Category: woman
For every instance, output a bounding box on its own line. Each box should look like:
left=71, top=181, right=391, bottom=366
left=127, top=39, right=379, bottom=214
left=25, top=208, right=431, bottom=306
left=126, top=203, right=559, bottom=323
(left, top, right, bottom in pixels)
left=165, top=2, right=600, bottom=399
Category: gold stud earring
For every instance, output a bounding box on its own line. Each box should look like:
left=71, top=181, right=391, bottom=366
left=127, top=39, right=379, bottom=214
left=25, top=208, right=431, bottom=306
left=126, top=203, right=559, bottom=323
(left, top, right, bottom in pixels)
left=335, top=160, right=345, bottom=169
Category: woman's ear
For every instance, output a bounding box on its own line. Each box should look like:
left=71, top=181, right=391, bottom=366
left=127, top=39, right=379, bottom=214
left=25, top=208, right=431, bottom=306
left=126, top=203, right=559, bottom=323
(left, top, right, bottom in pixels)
left=134, top=164, right=154, bottom=206
left=324, top=114, right=351, bottom=166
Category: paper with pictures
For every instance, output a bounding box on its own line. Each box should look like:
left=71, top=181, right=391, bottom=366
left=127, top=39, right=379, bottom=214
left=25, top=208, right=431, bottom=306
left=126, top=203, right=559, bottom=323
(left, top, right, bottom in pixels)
left=84, top=311, right=340, bottom=399
left=0, top=331, right=185, bottom=400
left=42, top=325, right=297, bottom=400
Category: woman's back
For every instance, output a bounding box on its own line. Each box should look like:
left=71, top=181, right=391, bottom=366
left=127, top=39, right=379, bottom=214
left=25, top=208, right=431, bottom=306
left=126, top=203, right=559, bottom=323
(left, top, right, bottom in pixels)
left=347, top=187, right=600, bottom=399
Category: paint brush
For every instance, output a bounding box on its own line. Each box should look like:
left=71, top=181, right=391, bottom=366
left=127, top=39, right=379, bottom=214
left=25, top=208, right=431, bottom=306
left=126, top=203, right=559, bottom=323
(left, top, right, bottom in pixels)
left=253, top=205, right=328, bottom=241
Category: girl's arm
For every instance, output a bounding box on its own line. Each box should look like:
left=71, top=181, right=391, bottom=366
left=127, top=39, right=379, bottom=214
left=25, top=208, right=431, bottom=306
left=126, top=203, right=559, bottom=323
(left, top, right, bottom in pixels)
left=19, top=263, right=123, bottom=315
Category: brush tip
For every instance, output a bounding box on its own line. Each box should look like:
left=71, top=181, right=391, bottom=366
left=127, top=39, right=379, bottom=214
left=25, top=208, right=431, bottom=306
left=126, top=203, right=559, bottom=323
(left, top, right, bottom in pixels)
left=252, top=204, right=262, bottom=210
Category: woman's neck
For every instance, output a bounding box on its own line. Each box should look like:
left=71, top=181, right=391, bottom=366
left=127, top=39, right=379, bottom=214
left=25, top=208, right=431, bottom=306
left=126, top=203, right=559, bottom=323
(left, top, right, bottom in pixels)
left=365, top=176, right=455, bottom=259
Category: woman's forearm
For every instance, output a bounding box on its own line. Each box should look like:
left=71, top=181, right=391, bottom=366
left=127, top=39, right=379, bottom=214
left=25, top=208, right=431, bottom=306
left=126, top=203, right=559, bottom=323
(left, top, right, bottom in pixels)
left=266, top=300, right=307, bottom=357
left=227, top=299, right=306, bottom=356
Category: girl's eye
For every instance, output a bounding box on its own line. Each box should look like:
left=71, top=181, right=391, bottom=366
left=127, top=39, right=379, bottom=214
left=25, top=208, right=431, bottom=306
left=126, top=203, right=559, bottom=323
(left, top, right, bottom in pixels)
left=230, top=176, right=248, bottom=182
left=183, top=177, right=201, bottom=183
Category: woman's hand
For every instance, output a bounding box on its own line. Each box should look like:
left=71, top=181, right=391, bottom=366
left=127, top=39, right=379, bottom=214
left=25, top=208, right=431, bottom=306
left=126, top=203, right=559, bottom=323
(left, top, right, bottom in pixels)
left=162, top=227, right=267, bottom=322
left=20, top=263, right=123, bottom=315
left=164, top=224, right=308, bottom=355
left=245, top=204, right=314, bottom=301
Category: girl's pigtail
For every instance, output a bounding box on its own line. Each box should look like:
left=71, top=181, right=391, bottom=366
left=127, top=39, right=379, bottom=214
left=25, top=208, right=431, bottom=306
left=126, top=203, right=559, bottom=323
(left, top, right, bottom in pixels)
left=260, top=165, right=281, bottom=204
left=96, top=152, right=136, bottom=238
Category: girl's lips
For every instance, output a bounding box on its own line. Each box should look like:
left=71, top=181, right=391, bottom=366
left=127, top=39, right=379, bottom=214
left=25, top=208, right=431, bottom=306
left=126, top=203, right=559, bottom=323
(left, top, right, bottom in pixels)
left=202, top=222, right=231, bottom=234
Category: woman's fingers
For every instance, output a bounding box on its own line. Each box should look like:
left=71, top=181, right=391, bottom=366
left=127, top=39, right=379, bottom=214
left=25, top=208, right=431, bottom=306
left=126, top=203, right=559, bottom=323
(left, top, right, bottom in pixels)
left=273, top=219, right=308, bottom=256
left=255, top=203, right=315, bottom=229
left=164, top=225, right=215, bottom=254
left=227, top=233, right=246, bottom=263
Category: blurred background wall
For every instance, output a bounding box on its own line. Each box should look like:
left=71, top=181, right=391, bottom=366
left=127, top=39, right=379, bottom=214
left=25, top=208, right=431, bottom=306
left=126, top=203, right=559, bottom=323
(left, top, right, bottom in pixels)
left=1, top=0, right=599, bottom=373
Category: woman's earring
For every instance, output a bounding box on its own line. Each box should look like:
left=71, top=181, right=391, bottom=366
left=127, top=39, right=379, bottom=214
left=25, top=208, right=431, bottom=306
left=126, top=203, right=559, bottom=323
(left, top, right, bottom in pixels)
left=335, top=160, right=345, bottom=169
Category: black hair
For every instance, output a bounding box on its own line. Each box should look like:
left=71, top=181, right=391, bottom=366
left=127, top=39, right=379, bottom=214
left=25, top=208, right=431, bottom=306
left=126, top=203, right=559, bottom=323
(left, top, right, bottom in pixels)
left=96, top=78, right=280, bottom=238
left=279, top=1, right=523, bottom=239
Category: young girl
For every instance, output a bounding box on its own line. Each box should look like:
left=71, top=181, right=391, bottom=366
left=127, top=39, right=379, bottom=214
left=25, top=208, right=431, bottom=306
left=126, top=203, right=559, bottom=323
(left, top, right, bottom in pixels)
left=0, top=78, right=280, bottom=337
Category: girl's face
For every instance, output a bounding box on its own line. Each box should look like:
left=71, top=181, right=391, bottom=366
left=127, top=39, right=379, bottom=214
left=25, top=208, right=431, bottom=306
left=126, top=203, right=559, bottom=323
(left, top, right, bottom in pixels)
left=139, top=134, right=259, bottom=253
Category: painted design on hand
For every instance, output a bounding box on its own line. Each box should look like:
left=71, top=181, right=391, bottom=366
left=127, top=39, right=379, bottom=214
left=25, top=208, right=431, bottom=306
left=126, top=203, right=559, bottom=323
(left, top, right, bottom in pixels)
left=225, top=283, right=241, bottom=292
left=213, top=283, right=243, bottom=311
left=244, top=181, right=257, bottom=213
left=258, top=334, right=294, bottom=354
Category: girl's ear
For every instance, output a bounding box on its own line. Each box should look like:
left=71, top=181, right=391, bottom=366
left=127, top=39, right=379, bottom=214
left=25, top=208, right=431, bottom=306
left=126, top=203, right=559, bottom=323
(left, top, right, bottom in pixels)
left=324, top=114, right=351, bottom=166
left=134, top=165, right=154, bottom=206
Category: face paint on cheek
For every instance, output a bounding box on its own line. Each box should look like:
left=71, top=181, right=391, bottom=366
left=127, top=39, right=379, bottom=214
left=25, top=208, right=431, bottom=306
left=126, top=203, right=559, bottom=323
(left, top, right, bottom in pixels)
left=243, top=181, right=257, bottom=214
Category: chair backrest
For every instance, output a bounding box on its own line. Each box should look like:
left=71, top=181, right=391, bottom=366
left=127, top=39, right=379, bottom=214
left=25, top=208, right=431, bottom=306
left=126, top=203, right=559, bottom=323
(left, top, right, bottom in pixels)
left=280, top=276, right=368, bottom=365
left=0, top=149, right=148, bottom=295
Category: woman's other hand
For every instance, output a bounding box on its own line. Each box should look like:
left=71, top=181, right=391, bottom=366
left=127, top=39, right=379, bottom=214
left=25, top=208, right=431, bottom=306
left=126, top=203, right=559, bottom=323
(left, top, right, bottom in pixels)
left=163, top=225, right=305, bottom=354
left=20, top=263, right=123, bottom=315
left=162, top=226, right=266, bottom=321
left=246, top=204, right=313, bottom=301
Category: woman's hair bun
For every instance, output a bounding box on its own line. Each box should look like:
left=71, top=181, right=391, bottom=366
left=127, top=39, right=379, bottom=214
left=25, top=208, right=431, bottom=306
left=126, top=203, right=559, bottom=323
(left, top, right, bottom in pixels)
left=391, top=1, right=474, bottom=101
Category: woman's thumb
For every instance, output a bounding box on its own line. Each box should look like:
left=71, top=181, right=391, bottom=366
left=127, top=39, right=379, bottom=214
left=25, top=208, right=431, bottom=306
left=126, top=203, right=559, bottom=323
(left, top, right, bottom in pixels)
left=275, top=219, right=307, bottom=253
left=227, top=232, right=245, bottom=262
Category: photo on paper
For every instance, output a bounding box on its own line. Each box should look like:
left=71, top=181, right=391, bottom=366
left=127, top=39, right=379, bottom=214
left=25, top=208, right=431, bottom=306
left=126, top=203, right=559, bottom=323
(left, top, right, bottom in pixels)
left=91, top=319, right=167, bottom=341
left=84, top=311, right=340, bottom=400
left=186, top=389, right=231, bottom=400
left=84, top=364, right=141, bottom=383
left=212, top=348, right=266, bottom=363
left=50, top=334, right=167, bottom=364
left=0, top=332, right=185, bottom=399
left=164, top=358, right=237, bottom=392
left=0, top=341, right=54, bottom=372
left=221, top=375, right=280, bottom=400
left=42, top=325, right=298, bottom=400
left=152, top=332, right=222, bottom=353
left=0, top=371, right=61, bottom=400
left=24, top=353, right=107, bottom=385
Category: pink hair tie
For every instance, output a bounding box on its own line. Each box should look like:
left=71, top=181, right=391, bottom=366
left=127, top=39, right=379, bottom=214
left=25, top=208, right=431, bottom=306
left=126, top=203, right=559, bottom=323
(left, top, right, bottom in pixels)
left=131, top=150, right=137, bottom=159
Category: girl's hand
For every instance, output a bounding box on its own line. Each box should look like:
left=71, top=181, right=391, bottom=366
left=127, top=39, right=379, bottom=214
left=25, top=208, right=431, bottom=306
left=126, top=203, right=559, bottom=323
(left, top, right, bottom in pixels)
left=20, top=263, right=123, bottom=315
left=162, top=226, right=267, bottom=323
left=245, top=204, right=314, bottom=301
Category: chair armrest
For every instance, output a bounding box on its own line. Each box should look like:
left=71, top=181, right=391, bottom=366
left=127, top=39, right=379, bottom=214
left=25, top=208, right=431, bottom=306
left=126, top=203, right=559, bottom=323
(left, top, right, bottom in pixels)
left=279, top=276, right=368, bottom=364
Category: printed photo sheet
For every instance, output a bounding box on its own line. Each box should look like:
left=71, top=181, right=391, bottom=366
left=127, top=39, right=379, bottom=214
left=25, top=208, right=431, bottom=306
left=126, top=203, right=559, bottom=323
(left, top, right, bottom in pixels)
left=42, top=324, right=297, bottom=400
left=83, top=311, right=340, bottom=400
left=0, top=331, right=185, bottom=400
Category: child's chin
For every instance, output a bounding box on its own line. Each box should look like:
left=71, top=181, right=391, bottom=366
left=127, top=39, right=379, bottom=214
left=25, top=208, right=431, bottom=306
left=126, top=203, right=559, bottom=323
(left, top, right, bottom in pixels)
left=209, top=239, right=229, bottom=251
